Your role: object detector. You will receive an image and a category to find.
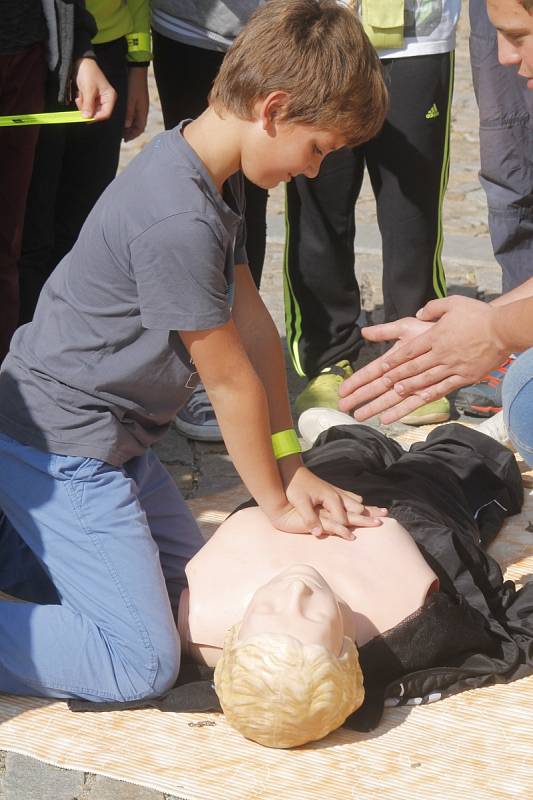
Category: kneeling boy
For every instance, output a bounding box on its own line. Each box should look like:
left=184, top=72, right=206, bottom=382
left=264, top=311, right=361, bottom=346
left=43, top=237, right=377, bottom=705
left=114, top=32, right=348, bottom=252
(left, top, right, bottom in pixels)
left=0, top=0, right=387, bottom=702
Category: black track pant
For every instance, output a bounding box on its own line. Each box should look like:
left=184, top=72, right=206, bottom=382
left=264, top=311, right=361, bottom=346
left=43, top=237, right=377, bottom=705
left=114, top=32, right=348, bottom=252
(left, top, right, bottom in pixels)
left=152, top=30, right=267, bottom=288
left=284, top=51, right=454, bottom=378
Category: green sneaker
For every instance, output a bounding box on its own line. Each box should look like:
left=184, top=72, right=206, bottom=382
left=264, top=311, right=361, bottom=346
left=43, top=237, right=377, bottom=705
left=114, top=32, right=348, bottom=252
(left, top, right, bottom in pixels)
left=295, top=360, right=353, bottom=417
left=399, top=397, right=450, bottom=426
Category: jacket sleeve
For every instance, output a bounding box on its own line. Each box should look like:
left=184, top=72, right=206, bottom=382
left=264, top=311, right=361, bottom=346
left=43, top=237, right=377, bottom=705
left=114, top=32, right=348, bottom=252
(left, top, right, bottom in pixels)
left=72, top=0, right=97, bottom=60
left=126, top=0, right=152, bottom=63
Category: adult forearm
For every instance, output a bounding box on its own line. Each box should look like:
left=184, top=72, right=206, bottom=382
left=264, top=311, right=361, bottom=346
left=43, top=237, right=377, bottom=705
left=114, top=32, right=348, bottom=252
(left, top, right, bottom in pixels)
left=492, top=297, right=533, bottom=353
left=490, top=277, right=533, bottom=307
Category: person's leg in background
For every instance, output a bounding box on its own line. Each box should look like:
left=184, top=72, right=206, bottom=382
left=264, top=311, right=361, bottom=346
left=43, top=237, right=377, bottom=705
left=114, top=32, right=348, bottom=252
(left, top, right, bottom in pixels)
left=153, top=30, right=268, bottom=440
left=18, top=38, right=129, bottom=324
left=152, top=30, right=223, bottom=128
left=284, top=144, right=366, bottom=415
left=369, top=54, right=451, bottom=322
left=284, top=52, right=454, bottom=424
left=470, top=0, right=533, bottom=293
left=366, top=52, right=454, bottom=425
left=0, top=44, right=47, bottom=360
left=243, top=177, right=268, bottom=288
left=456, top=0, right=533, bottom=417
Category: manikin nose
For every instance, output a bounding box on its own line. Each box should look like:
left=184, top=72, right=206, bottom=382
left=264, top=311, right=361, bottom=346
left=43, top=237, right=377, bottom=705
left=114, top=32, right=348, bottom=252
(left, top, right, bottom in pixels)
left=286, top=578, right=313, bottom=609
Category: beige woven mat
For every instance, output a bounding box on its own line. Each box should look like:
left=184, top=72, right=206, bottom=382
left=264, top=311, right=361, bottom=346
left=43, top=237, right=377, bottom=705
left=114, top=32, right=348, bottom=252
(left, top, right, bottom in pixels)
left=1, top=424, right=532, bottom=799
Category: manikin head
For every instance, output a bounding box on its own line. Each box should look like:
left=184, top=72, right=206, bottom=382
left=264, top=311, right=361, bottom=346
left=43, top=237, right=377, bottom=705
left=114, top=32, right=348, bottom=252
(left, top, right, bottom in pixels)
left=487, top=0, right=533, bottom=86
left=214, top=565, right=364, bottom=748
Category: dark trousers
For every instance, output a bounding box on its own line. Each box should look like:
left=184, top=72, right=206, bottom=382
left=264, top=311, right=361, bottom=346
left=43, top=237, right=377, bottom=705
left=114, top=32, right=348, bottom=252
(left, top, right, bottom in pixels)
left=285, top=52, right=454, bottom=378
left=18, top=38, right=128, bottom=325
left=469, top=0, right=533, bottom=293
left=0, top=44, right=47, bottom=362
left=152, top=30, right=267, bottom=288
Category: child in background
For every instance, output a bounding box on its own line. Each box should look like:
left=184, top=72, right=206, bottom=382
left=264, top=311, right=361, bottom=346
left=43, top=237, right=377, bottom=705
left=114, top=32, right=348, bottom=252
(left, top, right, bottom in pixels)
left=18, top=0, right=151, bottom=326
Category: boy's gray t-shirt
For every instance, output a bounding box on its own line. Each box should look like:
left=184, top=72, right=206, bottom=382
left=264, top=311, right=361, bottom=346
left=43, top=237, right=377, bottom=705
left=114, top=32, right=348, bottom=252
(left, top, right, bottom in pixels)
left=0, top=123, right=247, bottom=466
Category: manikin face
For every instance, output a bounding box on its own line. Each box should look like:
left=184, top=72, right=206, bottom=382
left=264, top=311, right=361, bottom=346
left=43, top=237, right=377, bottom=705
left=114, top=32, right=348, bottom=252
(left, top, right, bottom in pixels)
left=488, top=0, right=533, bottom=87
left=238, top=565, right=345, bottom=655
left=240, top=94, right=346, bottom=190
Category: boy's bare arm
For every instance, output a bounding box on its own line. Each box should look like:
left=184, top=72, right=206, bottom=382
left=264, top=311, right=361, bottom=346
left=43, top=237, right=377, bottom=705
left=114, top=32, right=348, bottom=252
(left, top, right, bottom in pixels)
left=231, top=264, right=386, bottom=533
left=178, top=266, right=386, bottom=537
left=230, top=265, right=293, bottom=436
left=181, top=318, right=286, bottom=517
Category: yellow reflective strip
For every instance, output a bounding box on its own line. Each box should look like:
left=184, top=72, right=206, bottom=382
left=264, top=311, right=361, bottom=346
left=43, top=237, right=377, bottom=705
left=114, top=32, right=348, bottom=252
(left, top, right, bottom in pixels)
left=126, top=32, right=151, bottom=53
left=271, top=429, right=302, bottom=460
left=0, top=111, right=93, bottom=127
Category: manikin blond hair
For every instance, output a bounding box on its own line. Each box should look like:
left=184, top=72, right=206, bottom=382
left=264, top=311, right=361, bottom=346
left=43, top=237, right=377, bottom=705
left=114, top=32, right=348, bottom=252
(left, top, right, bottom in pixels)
left=214, top=624, right=364, bottom=748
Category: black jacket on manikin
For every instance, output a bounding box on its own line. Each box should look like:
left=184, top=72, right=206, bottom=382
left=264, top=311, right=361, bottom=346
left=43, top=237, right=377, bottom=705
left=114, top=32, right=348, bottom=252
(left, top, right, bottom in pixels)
left=70, top=424, right=533, bottom=732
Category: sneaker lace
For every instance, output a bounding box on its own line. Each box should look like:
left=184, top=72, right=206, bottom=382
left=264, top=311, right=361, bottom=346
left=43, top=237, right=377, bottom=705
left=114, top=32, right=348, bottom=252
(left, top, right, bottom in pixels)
left=187, top=384, right=213, bottom=413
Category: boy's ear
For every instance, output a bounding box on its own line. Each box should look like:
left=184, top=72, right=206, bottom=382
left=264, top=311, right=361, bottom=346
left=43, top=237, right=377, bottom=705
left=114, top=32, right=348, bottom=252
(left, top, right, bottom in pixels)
left=259, top=91, right=290, bottom=133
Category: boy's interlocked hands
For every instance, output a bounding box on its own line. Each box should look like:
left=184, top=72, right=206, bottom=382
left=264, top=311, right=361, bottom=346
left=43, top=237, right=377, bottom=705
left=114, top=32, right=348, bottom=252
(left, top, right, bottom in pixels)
left=274, top=457, right=387, bottom=539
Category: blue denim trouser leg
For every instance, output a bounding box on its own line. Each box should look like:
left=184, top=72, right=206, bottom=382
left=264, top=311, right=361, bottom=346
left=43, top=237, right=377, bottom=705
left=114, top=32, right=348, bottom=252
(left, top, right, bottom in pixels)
left=0, top=433, right=204, bottom=701
left=502, top=347, right=533, bottom=468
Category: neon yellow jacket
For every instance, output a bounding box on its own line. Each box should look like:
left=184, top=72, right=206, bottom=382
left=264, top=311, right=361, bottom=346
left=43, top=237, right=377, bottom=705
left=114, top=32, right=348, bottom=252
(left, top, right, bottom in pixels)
left=86, top=0, right=151, bottom=62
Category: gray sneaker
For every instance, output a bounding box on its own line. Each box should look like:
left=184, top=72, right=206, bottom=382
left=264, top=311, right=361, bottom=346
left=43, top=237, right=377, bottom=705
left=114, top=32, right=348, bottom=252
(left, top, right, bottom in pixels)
left=175, top=384, right=222, bottom=442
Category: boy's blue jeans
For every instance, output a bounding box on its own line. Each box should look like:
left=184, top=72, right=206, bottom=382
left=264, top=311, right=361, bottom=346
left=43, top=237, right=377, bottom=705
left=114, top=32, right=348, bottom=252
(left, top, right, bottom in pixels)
left=0, top=432, right=204, bottom=701
left=503, top=346, right=533, bottom=468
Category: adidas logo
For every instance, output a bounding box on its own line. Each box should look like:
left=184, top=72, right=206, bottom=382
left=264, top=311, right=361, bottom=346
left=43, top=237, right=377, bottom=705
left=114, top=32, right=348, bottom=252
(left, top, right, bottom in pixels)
left=426, top=103, right=439, bottom=119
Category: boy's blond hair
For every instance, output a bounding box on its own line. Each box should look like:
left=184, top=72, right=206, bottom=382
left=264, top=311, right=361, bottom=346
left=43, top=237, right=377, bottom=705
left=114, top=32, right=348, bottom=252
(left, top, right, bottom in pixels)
left=209, top=0, right=388, bottom=147
left=214, top=624, right=364, bottom=748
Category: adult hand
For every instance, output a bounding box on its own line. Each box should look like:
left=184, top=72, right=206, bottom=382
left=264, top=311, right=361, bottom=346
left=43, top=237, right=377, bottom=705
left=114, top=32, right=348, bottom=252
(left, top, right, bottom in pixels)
left=338, top=316, right=433, bottom=421
left=75, top=58, right=117, bottom=121
left=339, top=296, right=508, bottom=424
left=272, top=465, right=387, bottom=539
left=123, top=67, right=149, bottom=142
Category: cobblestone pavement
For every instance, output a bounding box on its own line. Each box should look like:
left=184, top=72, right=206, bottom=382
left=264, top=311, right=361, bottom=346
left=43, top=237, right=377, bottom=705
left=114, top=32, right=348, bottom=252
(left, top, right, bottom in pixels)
left=0, top=9, right=510, bottom=799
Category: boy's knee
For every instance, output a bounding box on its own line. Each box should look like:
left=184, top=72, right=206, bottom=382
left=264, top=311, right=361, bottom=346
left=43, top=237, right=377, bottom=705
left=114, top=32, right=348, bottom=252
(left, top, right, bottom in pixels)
left=139, top=630, right=181, bottom=699
left=150, top=636, right=181, bottom=696
left=111, top=628, right=181, bottom=702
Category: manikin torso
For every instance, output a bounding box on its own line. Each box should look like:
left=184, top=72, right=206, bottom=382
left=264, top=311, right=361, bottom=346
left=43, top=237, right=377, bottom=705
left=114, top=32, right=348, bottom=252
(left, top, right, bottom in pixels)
left=177, top=506, right=439, bottom=666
